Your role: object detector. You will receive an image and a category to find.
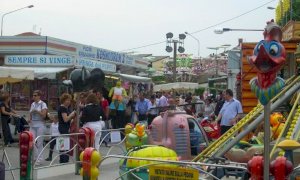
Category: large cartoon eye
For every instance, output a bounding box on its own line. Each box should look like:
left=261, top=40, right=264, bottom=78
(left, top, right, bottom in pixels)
left=269, top=44, right=279, bottom=56
left=255, top=42, right=264, bottom=54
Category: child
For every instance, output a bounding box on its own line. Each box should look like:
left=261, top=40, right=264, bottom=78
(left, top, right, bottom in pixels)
left=45, top=114, right=59, bottom=161
left=188, top=121, right=201, bottom=156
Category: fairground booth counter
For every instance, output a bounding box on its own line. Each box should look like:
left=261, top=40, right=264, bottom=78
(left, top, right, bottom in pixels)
left=0, top=33, right=150, bottom=112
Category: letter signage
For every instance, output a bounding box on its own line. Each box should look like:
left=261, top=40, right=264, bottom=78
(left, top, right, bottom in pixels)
left=5, top=55, right=74, bottom=67
left=77, top=59, right=116, bottom=72
left=77, top=45, right=135, bottom=66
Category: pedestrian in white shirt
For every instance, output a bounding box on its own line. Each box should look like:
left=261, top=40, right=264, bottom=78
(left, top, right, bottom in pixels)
left=29, top=90, right=47, bottom=164
left=157, top=91, right=169, bottom=112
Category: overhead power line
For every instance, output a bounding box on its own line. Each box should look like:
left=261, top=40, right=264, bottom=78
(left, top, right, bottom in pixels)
left=120, top=0, right=276, bottom=52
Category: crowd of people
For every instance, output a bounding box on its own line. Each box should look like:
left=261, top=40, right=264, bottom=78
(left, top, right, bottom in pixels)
left=0, top=89, right=109, bottom=165
left=133, top=89, right=243, bottom=136
left=0, top=87, right=242, bottom=165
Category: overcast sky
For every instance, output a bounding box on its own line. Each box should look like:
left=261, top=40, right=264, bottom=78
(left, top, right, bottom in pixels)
left=1, top=0, right=278, bottom=57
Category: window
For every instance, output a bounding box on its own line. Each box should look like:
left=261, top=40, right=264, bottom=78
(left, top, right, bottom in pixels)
left=187, top=118, right=205, bottom=144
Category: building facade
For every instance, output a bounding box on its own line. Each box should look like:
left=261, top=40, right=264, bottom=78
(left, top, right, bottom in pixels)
left=0, top=32, right=149, bottom=111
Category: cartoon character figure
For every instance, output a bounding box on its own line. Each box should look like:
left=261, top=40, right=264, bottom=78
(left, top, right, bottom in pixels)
left=127, top=123, right=148, bottom=147
left=249, top=20, right=286, bottom=105
left=124, top=123, right=134, bottom=150
left=270, top=112, right=285, bottom=139
left=108, top=81, right=127, bottom=111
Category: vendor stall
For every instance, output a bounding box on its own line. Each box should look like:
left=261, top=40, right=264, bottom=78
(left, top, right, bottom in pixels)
left=153, top=82, right=200, bottom=92
left=0, top=66, right=34, bottom=84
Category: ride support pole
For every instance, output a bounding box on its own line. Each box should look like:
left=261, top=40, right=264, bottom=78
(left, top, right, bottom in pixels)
left=263, top=102, right=271, bottom=179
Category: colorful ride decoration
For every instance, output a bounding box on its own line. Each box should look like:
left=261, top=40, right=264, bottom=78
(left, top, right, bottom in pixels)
left=270, top=156, right=293, bottom=180
left=224, top=127, right=265, bottom=163
left=277, top=139, right=300, bottom=164
left=120, top=122, right=179, bottom=180
left=124, top=123, right=135, bottom=151
left=127, top=123, right=148, bottom=147
left=109, top=81, right=127, bottom=111
left=247, top=156, right=264, bottom=180
left=270, top=112, right=285, bottom=139
left=225, top=144, right=263, bottom=163
left=248, top=155, right=294, bottom=180
left=20, top=131, right=34, bottom=180
left=125, top=146, right=178, bottom=168
left=149, top=113, right=196, bottom=160
left=200, top=118, right=220, bottom=140
left=77, top=127, right=95, bottom=173
left=80, top=147, right=101, bottom=180
left=249, top=20, right=286, bottom=105
left=247, top=140, right=299, bottom=179
left=78, top=127, right=95, bottom=152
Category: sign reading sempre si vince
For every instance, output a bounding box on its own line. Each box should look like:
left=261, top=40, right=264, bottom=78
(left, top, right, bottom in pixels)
left=77, top=45, right=135, bottom=66
left=5, top=55, right=117, bottom=72
left=5, top=55, right=74, bottom=66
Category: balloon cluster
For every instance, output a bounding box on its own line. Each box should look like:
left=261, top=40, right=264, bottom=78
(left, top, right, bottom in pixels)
left=64, top=67, right=105, bottom=92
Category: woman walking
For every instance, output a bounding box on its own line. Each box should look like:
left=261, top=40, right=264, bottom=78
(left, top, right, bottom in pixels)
left=29, top=90, right=47, bottom=164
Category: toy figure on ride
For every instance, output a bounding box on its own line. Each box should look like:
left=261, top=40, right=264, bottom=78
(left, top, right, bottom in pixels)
left=108, top=80, right=127, bottom=111
left=249, top=19, right=286, bottom=105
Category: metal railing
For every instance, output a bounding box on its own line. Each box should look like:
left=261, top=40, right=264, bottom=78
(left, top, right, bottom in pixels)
left=32, top=132, right=85, bottom=180
left=95, top=128, right=127, bottom=156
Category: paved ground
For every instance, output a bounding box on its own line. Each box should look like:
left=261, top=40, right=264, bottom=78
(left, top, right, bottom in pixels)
left=1, top=123, right=299, bottom=180
left=1, top=140, right=123, bottom=180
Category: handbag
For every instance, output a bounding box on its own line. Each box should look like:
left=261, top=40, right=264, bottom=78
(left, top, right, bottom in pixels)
left=39, top=103, right=52, bottom=122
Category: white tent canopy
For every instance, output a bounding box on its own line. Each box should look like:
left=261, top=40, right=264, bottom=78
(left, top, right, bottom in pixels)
left=0, top=66, right=34, bottom=84
left=6, top=66, right=69, bottom=79
left=116, top=73, right=152, bottom=83
left=153, top=82, right=201, bottom=92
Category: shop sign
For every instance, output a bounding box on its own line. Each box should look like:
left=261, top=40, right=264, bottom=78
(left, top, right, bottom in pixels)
left=282, top=21, right=300, bottom=41
left=149, top=166, right=199, bottom=180
left=77, top=45, right=135, bottom=66
left=5, top=55, right=74, bottom=67
left=77, top=58, right=116, bottom=72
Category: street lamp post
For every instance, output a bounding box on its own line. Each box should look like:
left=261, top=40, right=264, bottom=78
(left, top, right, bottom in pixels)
left=207, top=44, right=231, bottom=77
left=1, top=5, right=34, bottom=36
left=185, top=31, right=201, bottom=63
left=214, top=28, right=263, bottom=34
left=207, top=47, right=219, bottom=77
left=165, top=32, right=186, bottom=82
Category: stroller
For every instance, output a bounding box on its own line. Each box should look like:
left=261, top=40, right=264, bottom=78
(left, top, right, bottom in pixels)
left=12, top=116, right=29, bottom=134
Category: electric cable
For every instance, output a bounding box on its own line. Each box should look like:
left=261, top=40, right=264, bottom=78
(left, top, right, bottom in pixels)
left=120, top=0, right=276, bottom=52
